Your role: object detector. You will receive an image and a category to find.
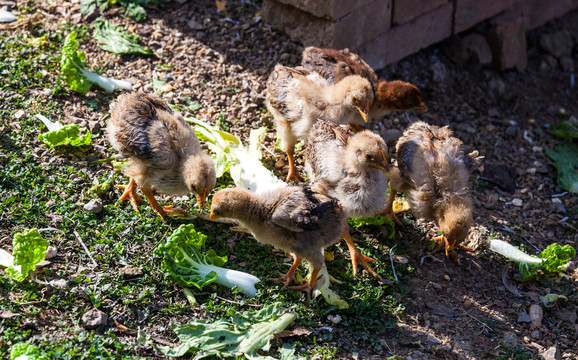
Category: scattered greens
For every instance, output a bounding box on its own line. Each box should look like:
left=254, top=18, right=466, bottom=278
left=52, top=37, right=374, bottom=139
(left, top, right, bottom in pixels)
left=348, top=216, right=395, bottom=238
left=36, top=114, right=92, bottom=149
left=540, top=293, right=568, bottom=307
left=154, top=302, right=298, bottom=359
left=60, top=31, right=132, bottom=94
left=155, top=224, right=261, bottom=297
left=3, top=229, right=49, bottom=282
left=490, top=240, right=576, bottom=281
left=550, top=119, right=578, bottom=139
left=94, top=17, right=153, bottom=55
left=545, top=142, right=578, bottom=193
left=80, top=0, right=163, bottom=22
left=10, top=343, right=49, bottom=360
left=187, top=117, right=286, bottom=193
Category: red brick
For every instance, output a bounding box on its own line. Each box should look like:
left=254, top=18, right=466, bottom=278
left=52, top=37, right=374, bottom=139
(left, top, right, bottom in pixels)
left=454, top=0, right=514, bottom=33
left=262, top=0, right=392, bottom=49
left=485, top=10, right=527, bottom=71
left=272, top=0, right=374, bottom=20
left=516, top=0, right=578, bottom=30
left=393, top=0, right=448, bottom=25
left=356, top=2, right=453, bottom=69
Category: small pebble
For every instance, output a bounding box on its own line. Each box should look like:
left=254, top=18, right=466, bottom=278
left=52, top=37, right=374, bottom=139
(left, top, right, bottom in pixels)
left=0, top=10, right=16, bottom=23
left=512, top=198, right=523, bottom=207
left=83, top=199, right=103, bottom=214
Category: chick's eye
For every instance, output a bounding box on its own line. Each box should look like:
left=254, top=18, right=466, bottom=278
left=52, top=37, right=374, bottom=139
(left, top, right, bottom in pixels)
left=352, top=96, right=359, bottom=104
left=365, top=154, right=375, bottom=161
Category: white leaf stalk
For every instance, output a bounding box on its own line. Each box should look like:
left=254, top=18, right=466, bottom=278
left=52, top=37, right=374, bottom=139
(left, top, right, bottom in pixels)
left=36, top=114, right=63, bottom=132
left=490, top=239, right=542, bottom=264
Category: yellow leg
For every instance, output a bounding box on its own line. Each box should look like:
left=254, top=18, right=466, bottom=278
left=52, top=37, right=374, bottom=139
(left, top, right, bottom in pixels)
left=285, top=147, right=303, bottom=183
left=270, top=256, right=303, bottom=288
left=379, top=189, right=402, bottom=225
left=117, top=178, right=143, bottom=213
left=289, top=265, right=321, bottom=299
left=138, top=185, right=190, bottom=220
left=343, top=230, right=381, bottom=280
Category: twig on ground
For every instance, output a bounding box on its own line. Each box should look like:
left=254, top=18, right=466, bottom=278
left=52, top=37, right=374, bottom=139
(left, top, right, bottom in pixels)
left=73, top=230, right=98, bottom=268
left=499, top=225, right=542, bottom=252
left=389, top=244, right=398, bottom=282
left=259, top=142, right=280, bottom=158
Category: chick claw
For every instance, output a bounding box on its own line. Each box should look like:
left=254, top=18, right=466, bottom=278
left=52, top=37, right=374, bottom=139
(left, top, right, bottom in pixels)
left=117, top=179, right=143, bottom=213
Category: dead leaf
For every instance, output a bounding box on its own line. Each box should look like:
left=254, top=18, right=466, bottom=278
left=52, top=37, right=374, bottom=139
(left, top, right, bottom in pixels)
left=274, top=327, right=312, bottom=339
left=215, top=0, right=226, bottom=11
left=0, top=310, right=21, bottom=319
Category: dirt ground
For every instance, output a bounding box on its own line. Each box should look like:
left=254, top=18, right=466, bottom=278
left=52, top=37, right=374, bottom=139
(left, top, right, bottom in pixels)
left=29, top=0, right=578, bottom=359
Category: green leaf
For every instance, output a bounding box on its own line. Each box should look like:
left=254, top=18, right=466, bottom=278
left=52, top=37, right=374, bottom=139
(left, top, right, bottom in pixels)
left=60, top=32, right=92, bottom=94
left=545, top=142, right=578, bottom=193
left=157, top=303, right=296, bottom=359
left=10, top=343, right=49, bottom=360
left=121, top=0, right=148, bottom=22
left=154, top=224, right=260, bottom=296
left=38, top=124, right=92, bottom=149
left=348, top=216, right=395, bottom=238
left=5, top=229, right=49, bottom=282
left=551, top=119, right=578, bottom=139
left=94, top=18, right=153, bottom=55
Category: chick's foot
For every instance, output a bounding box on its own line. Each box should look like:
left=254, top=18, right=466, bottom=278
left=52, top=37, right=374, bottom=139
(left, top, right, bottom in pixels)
left=289, top=267, right=321, bottom=299
left=117, top=178, right=143, bottom=213
left=343, top=232, right=381, bottom=280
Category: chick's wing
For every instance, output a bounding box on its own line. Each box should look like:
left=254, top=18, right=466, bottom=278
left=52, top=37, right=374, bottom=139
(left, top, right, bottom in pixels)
left=270, top=187, right=340, bottom=233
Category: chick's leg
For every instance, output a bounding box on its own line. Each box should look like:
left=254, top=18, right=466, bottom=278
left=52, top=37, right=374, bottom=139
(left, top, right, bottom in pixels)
left=138, top=185, right=190, bottom=220
left=272, top=256, right=303, bottom=288
left=289, top=265, right=321, bottom=299
left=343, top=230, right=381, bottom=280
left=379, top=189, right=402, bottom=226
left=285, top=146, right=304, bottom=183
left=117, top=178, right=143, bottom=213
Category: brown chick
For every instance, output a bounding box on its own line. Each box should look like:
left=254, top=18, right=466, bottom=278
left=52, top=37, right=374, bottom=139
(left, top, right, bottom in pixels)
left=266, top=64, right=374, bottom=182
left=301, top=47, right=428, bottom=121
left=210, top=185, right=346, bottom=298
left=384, top=121, right=482, bottom=262
left=305, top=120, right=389, bottom=279
left=107, top=92, right=216, bottom=220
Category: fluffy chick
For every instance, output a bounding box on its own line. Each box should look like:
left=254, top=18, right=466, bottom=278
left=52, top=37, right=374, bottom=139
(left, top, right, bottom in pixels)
left=305, top=120, right=389, bottom=279
left=266, top=64, right=373, bottom=182
left=108, top=92, right=216, bottom=220
left=210, top=185, right=346, bottom=297
left=301, top=47, right=427, bottom=120
left=385, top=121, right=482, bottom=262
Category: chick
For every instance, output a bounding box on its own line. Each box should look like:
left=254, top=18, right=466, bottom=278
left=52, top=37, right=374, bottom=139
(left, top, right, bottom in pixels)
left=266, top=64, right=373, bottom=182
left=107, top=92, right=216, bottom=220
left=301, top=47, right=427, bottom=121
left=384, top=121, right=482, bottom=262
left=210, top=185, right=346, bottom=297
left=305, top=120, right=389, bottom=279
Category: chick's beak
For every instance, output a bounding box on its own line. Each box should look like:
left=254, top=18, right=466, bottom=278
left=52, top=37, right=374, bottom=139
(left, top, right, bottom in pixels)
left=356, top=99, right=370, bottom=122
left=195, top=188, right=208, bottom=210
left=416, top=101, right=428, bottom=112
left=209, top=211, right=219, bottom=221
left=375, top=149, right=390, bottom=175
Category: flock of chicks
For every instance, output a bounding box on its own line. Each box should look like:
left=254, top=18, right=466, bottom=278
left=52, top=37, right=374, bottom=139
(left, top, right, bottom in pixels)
left=107, top=47, right=482, bottom=297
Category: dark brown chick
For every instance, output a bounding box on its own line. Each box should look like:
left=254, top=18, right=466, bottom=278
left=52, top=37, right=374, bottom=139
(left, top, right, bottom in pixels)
left=266, top=64, right=374, bottom=182
left=385, top=121, right=482, bottom=262
left=107, top=92, right=216, bottom=220
left=210, top=185, right=346, bottom=298
left=301, top=47, right=427, bottom=121
left=305, top=120, right=389, bottom=279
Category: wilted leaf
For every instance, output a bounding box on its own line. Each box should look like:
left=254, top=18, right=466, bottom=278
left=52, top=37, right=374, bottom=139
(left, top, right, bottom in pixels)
left=545, top=142, right=578, bottom=193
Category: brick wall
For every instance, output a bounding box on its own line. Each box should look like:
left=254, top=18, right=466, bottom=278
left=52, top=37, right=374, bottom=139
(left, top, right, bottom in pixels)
left=262, top=0, right=578, bottom=71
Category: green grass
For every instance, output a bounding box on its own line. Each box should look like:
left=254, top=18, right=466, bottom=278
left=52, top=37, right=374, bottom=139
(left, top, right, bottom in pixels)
left=0, top=10, right=411, bottom=359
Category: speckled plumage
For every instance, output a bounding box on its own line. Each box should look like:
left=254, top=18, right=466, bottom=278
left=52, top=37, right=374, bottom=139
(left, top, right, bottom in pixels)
left=305, top=120, right=388, bottom=217
left=305, top=120, right=388, bottom=279
left=388, top=121, right=482, bottom=260
left=301, top=46, right=427, bottom=119
left=210, top=185, right=346, bottom=296
left=107, top=92, right=216, bottom=218
left=266, top=64, right=373, bottom=182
